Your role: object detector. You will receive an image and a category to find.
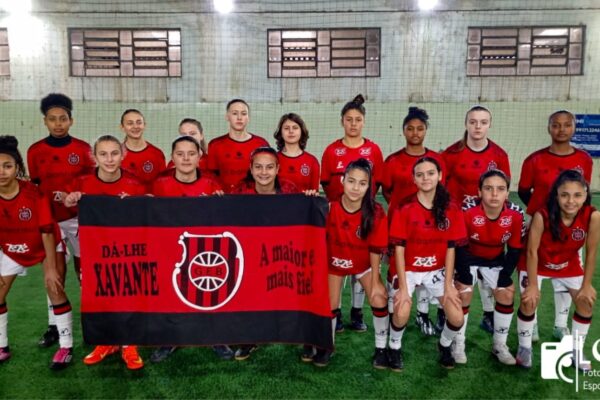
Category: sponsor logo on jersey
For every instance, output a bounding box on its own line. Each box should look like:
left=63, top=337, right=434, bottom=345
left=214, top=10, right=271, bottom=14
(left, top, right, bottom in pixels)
left=67, top=153, right=80, bottom=165
left=142, top=160, right=154, bottom=173
left=544, top=261, right=569, bottom=271
left=499, top=216, right=512, bottom=227
left=18, top=207, right=32, bottom=221
left=472, top=215, right=485, bottom=226
left=437, top=218, right=450, bottom=231
left=174, top=232, right=244, bottom=310
left=571, top=228, right=585, bottom=241
left=334, top=147, right=346, bottom=156
left=300, top=163, right=310, bottom=176
left=359, top=147, right=372, bottom=157
left=487, top=160, right=498, bottom=170
left=331, top=256, right=353, bottom=269
left=336, top=161, right=344, bottom=170
left=53, top=191, right=63, bottom=202
left=6, top=243, right=29, bottom=253
left=501, top=232, right=512, bottom=243
left=413, top=255, right=437, bottom=267
left=470, top=233, right=480, bottom=241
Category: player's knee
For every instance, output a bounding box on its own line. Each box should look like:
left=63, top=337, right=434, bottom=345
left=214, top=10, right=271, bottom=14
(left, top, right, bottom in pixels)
left=494, top=286, right=514, bottom=304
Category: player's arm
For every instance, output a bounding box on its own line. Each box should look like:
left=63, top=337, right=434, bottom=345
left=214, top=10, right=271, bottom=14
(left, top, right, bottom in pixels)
left=41, top=230, right=63, bottom=295
left=517, top=157, right=533, bottom=205
left=393, top=245, right=411, bottom=308
left=442, top=246, right=461, bottom=308
left=26, top=148, right=40, bottom=184
left=522, top=212, right=543, bottom=308
left=576, top=211, right=600, bottom=308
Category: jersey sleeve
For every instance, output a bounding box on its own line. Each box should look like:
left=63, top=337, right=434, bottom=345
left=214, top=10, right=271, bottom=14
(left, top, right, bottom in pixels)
left=508, top=210, right=524, bottom=249
left=36, top=190, right=55, bottom=231
left=26, top=146, right=40, bottom=183
left=372, top=146, right=385, bottom=190
left=320, top=146, right=332, bottom=186
left=310, top=156, right=320, bottom=191
left=368, top=207, right=388, bottom=253
left=389, top=206, right=408, bottom=245
left=449, top=206, right=467, bottom=247
left=207, top=140, right=219, bottom=175
left=583, top=154, right=593, bottom=184
left=518, top=155, right=534, bottom=191
left=498, top=151, right=511, bottom=178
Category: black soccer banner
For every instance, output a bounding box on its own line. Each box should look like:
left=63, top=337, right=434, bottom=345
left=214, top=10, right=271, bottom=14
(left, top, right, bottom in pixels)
left=79, top=194, right=333, bottom=350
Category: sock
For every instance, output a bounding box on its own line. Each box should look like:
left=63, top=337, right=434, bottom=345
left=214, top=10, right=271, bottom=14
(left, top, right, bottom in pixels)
left=389, top=321, right=406, bottom=350
left=351, top=276, right=365, bottom=309
left=493, top=302, right=514, bottom=345
left=52, top=301, right=73, bottom=348
left=47, top=296, right=56, bottom=326
left=554, top=291, right=571, bottom=328
left=478, top=278, right=494, bottom=313
left=351, top=307, right=363, bottom=322
left=440, top=321, right=462, bottom=347
left=517, top=309, right=535, bottom=348
left=0, top=303, right=7, bottom=348
left=416, top=286, right=429, bottom=314
left=454, top=306, right=470, bottom=345
left=572, top=313, right=592, bottom=354
left=372, top=306, right=389, bottom=349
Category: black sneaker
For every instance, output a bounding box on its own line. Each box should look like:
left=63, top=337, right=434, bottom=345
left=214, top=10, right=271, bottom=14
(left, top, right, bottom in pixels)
left=150, top=346, right=177, bottom=363
left=435, top=308, right=446, bottom=334
left=312, top=349, right=332, bottom=367
left=300, top=345, right=315, bottom=362
left=335, top=310, right=344, bottom=333
left=213, top=345, right=234, bottom=360
left=387, top=348, right=404, bottom=372
left=416, top=312, right=436, bottom=336
left=438, top=343, right=455, bottom=369
left=480, top=313, right=494, bottom=335
left=349, top=308, right=367, bottom=332
left=38, top=325, right=59, bottom=348
left=234, top=345, right=258, bottom=361
left=372, top=348, right=388, bottom=369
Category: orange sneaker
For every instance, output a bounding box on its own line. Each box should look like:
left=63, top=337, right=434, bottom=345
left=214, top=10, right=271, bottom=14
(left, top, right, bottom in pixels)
left=122, top=346, right=144, bottom=370
left=83, top=345, right=119, bottom=365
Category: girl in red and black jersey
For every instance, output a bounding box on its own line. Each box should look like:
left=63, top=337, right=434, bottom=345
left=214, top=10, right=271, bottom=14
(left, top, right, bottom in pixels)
left=120, top=109, right=166, bottom=191
left=389, top=157, right=466, bottom=370
left=453, top=170, right=525, bottom=365
left=165, top=118, right=210, bottom=174
left=320, top=94, right=384, bottom=334
left=313, top=158, right=388, bottom=369
left=64, top=135, right=146, bottom=370
left=0, top=136, right=74, bottom=370
left=442, top=105, right=510, bottom=336
left=273, top=113, right=320, bottom=192
left=516, top=170, right=599, bottom=370
left=518, top=110, right=593, bottom=341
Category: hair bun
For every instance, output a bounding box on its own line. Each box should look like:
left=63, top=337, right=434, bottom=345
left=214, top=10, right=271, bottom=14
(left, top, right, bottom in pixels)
left=352, top=94, right=365, bottom=105
left=0, top=135, right=19, bottom=150
left=408, top=106, right=429, bottom=122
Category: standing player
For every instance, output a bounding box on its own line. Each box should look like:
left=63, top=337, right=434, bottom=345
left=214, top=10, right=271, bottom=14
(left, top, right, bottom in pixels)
left=389, top=157, right=466, bottom=370
left=27, top=93, right=94, bottom=348
left=518, top=110, right=593, bottom=341
left=166, top=118, right=209, bottom=173
left=453, top=170, right=524, bottom=365
left=0, top=135, right=74, bottom=369
left=120, top=109, right=166, bottom=190
left=320, top=94, right=384, bottom=333
left=516, top=170, right=598, bottom=369
left=207, top=99, right=269, bottom=193
left=64, top=135, right=147, bottom=370
left=313, top=159, right=389, bottom=369
left=442, top=105, right=510, bottom=335
left=273, top=113, right=320, bottom=192
left=382, top=106, right=447, bottom=337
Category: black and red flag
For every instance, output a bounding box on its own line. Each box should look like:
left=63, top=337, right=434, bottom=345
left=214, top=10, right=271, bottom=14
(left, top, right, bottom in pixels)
left=78, top=194, right=332, bottom=350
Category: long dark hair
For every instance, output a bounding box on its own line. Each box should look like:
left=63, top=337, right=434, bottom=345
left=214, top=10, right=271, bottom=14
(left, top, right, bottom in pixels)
left=0, top=135, right=26, bottom=178
left=413, top=156, right=450, bottom=227
left=344, top=158, right=375, bottom=239
left=403, top=106, right=429, bottom=129
left=243, top=146, right=282, bottom=192
left=341, top=94, right=366, bottom=118
left=273, top=113, right=310, bottom=151
left=547, top=169, right=591, bottom=241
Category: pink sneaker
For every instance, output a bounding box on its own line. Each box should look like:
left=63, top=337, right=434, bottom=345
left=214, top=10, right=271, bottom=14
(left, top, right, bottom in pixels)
left=0, top=346, right=11, bottom=363
left=50, top=347, right=73, bottom=370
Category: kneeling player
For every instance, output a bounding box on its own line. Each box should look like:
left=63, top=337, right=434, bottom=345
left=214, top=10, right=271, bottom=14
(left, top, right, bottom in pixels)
left=453, top=170, right=524, bottom=365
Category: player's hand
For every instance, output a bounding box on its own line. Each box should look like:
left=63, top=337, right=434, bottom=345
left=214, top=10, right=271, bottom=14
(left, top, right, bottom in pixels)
left=521, top=285, right=540, bottom=309
left=302, top=189, right=319, bottom=197
left=43, top=264, right=64, bottom=295
left=64, top=191, right=82, bottom=207
left=575, top=285, right=597, bottom=309
left=212, top=190, right=225, bottom=196
left=393, top=288, right=412, bottom=309
left=442, top=284, right=462, bottom=309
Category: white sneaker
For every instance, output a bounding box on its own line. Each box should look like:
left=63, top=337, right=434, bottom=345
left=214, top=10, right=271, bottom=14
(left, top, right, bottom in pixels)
left=516, top=345, right=532, bottom=368
left=451, top=341, right=467, bottom=364
left=492, top=342, right=516, bottom=365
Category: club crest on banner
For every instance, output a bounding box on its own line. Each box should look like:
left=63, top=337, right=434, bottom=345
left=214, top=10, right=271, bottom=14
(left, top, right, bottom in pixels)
left=173, top=231, right=244, bottom=311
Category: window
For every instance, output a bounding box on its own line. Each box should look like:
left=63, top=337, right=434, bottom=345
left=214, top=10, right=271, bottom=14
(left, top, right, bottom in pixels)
left=467, top=26, right=584, bottom=76
left=268, top=28, right=380, bottom=78
left=0, top=28, right=9, bottom=77
left=69, top=28, right=181, bottom=77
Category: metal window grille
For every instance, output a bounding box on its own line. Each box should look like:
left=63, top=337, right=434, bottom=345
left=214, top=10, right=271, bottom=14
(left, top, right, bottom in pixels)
left=0, top=29, right=10, bottom=77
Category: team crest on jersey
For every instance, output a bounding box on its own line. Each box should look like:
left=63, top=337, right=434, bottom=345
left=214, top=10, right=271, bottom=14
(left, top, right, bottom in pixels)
left=487, top=161, right=498, bottom=171
left=437, top=218, right=450, bottom=231
left=331, top=257, right=353, bottom=269
left=501, top=232, right=512, bottom=243
left=499, top=216, right=512, bottom=227
left=470, top=233, right=480, bottom=241
left=67, top=153, right=80, bottom=165
left=18, top=207, right=32, bottom=221
left=173, top=232, right=244, bottom=310
left=359, top=147, right=372, bottom=157
left=472, top=216, right=485, bottom=226
left=300, top=163, right=310, bottom=177
left=142, top=160, right=154, bottom=173
left=572, top=228, right=585, bottom=241
left=6, top=243, right=29, bottom=253
left=335, top=148, right=346, bottom=156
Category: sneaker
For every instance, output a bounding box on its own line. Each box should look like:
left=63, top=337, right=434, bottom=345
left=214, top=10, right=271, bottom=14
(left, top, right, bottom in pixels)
left=479, top=314, right=494, bottom=335
left=335, top=311, right=344, bottom=333
left=235, top=345, right=258, bottom=361
left=213, top=345, right=234, bottom=360
left=50, top=347, right=73, bottom=370
left=150, top=346, right=177, bottom=363
left=435, top=308, right=446, bottom=334
left=387, top=348, right=404, bottom=372
left=492, top=342, right=516, bottom=365
left=122, top=346, right=144, bottom=370
left=312, top=349, right=332, bottom=367
left=516, top=345, right=532, bottom=368
left=0, top=346, right=11, bottom=363
left=416, top=313, right=436, bottom=336
left=38, top=325, right=59, bottom=348
left=572, top=350, right=592, bottom=371
left=451, top=341, right=467, bottom=364
left=83, top=345, right=119, bottom=365
left=300, top=345, right=315, bottom=363
left=553, top=326, right=570, bottom=341
left=372, top=348, right=388, bottom=369
left=349, top=309, right=368, bottom=332
left=438, top=343, right=455, bottom=369
left=532, top=323, right=540, bottom=342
